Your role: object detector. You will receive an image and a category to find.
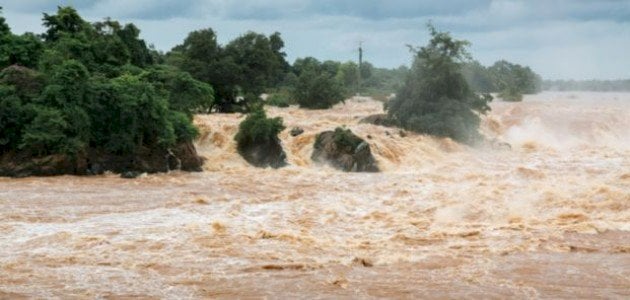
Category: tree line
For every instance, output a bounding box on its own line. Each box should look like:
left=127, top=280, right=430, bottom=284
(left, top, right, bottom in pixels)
left=461, top=60, right=542, bottom=101
left=543, top=79, right=630, bottom=92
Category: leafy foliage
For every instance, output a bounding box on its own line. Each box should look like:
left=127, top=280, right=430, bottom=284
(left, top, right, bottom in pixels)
left=291, top=58, right=346, bottom=109
left=387, top=24, right=492, bottom=144
left=234, top=108, right=285, bottom=153
left=328, top=127, right=363, bottom=151
left=168, top=29, right=288, bottom=112
left=462, top=59, right=542, bottom=101
left=265, top=91, right=292, bottom=107
left=0, top=6, right=209, bottom=161
left=140, top=65, right=214, bottom=115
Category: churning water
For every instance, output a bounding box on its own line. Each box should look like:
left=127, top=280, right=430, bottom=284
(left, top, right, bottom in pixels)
left=0, top=92, right=628, bottom=298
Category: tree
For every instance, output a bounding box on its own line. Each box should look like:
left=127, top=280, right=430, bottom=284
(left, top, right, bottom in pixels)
left=234, top=107, right=286, bottom=168
left=19, top=106, right=73, bottom=155
left=387, top=24, right=491, bottom=144
left=0, top=85, right=27, bottom=152
left=461, top=60, right=495, bottom=93
left=140, top=65, right=214, bottom=115
left=0, top=7, right=9, bottom=37
left=293, top=58, right=345, bottom=109
left=42, top=6, right=88, bottom=43
left=170, top=29, right=290, bottom=112
left=488, top=60, right=541, bottom=101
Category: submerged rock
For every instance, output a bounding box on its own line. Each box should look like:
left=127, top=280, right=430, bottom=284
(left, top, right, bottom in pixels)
left=488, top=138, right=512, bottom=151
left=290, top=127, right=305, bottom=137
left=359, top=114, right=395, bottom=127
left=120, top=171, right=142, bottom=179
left=238, top=138, right=287, bottom=169
left=311, top=128, right=379, bottom=172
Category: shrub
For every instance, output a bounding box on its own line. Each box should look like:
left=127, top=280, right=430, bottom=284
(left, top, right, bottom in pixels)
left=169, top=111, right=199, bottom=142
left=266, top=91, right=292, bottom=107
left=140, top=65, right=214, bottom=115
left=325, top=127, right=362, bottom=151
left=234, top=108, right=285, bottom=153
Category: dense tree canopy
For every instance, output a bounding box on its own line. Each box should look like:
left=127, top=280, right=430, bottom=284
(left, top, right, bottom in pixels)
left=291, top=57, right=346, bottom=109
left=0, top=7, right=210, bottom=163
left=462, top=59, right=542, bottom=101
left=387, top=25, right=492, bottom=144
left=168, top=29, right=288, bottom=112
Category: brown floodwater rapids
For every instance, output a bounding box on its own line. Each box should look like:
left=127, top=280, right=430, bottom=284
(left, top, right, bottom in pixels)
left=1, top=92, right=629, bottom=298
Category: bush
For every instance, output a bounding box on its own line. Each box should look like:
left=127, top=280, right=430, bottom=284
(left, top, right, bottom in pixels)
left=386, top=24, right=491, bottom=144
left=234, top=108, right=285, bottom=153
left=140, top=65, right=214, bottom=115
left=499, top=86, right=523, bottom=102
left=266, top=91, right=292, bottom=107
left=330, top=127, right=362, bottom=151
left=293, top=68, right=345, bottom=109
left=19, top=106, right=77, bottom=155
left=169, top=111, right=199, bottom=142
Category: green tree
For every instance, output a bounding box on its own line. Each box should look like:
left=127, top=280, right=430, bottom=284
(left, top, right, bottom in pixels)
left=170, top=29, right=289, bottom=112
left=0, top=7, right=9, bottom=36
left=489, top=60, right=541, bottom=101
left=140, top=65, right=214, bottom=115
left=0, top=85, right=27, bottom=152
left=20, top=106, right=76, bottom=155
left=387, top=25, right=491, bottom=144
left=42, top=6, right=88, bottom=43
left=293, top=66, right=345, bottom=109
left=461, top=60, right=495, bottom=93
left=234, top=107, right=285, bottom=155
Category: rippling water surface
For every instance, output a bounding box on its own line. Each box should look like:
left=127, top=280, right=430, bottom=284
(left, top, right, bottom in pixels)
left=1, top=92, right=629, bottom=298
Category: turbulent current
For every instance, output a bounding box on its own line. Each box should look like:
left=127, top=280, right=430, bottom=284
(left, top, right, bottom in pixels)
left=1, top=92, right=628, bottom=298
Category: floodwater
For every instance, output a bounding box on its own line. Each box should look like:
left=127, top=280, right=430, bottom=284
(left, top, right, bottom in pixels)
left=1, top=92, right=628, bottom=298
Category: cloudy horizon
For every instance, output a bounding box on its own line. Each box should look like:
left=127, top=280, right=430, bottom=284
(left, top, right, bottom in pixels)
left=2, top=0, right=629, bottom=80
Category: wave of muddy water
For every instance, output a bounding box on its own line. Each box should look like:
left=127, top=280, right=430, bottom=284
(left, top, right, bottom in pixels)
left=1, top=92, right=628, bottom=298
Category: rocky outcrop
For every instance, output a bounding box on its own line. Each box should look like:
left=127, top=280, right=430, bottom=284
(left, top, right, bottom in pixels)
left=238, top=138, right=287, bottom=169
left=290, top=127, right=305, bottom=137
left=311, top=128, right=379, bottom=172
left=0, top=141, right=204, bottom=177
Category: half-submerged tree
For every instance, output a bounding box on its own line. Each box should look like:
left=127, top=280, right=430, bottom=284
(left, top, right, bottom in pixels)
left=387, top=24, right=492, bottom=144
left=234, top=107, right=287, bottom=168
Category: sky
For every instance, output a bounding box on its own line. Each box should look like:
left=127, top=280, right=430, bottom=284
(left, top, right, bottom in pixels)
left=1, top=0, right=629, bottom=80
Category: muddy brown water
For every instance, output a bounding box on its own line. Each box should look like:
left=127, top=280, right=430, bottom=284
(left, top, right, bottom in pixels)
left=1, top=92, right=629, bottom=298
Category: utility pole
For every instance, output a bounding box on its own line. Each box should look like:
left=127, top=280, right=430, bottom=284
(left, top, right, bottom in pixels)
left=358, top=41, right=363, bottom=96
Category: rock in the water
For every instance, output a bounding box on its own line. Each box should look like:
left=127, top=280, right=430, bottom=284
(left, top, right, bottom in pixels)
left=238, top=138, right=287, bottom=169
left=488, top=138, right=512, bottom=151
left=311, top=128, right=379, bottom=172
left=359, top=114, right=394, bottom=127
left=120, top=171, right=142, bottom=179
left=290, top=127, right=305, bottom=137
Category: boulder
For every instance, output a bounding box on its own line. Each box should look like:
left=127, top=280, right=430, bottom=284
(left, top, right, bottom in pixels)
left=238, top=138, right=287, bottom=169
left=311, top=128, right=379, bottom=172
left=290, top=127, right=305, bottom=137
left=120, top=171, right=142, bottom=179
left=0, top=152, right=78, bottom=178
left=359, top=114, right=395, bottom=127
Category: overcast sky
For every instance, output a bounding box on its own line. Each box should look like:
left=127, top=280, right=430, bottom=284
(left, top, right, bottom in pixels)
left=2, top=0, right=629, bottom=80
